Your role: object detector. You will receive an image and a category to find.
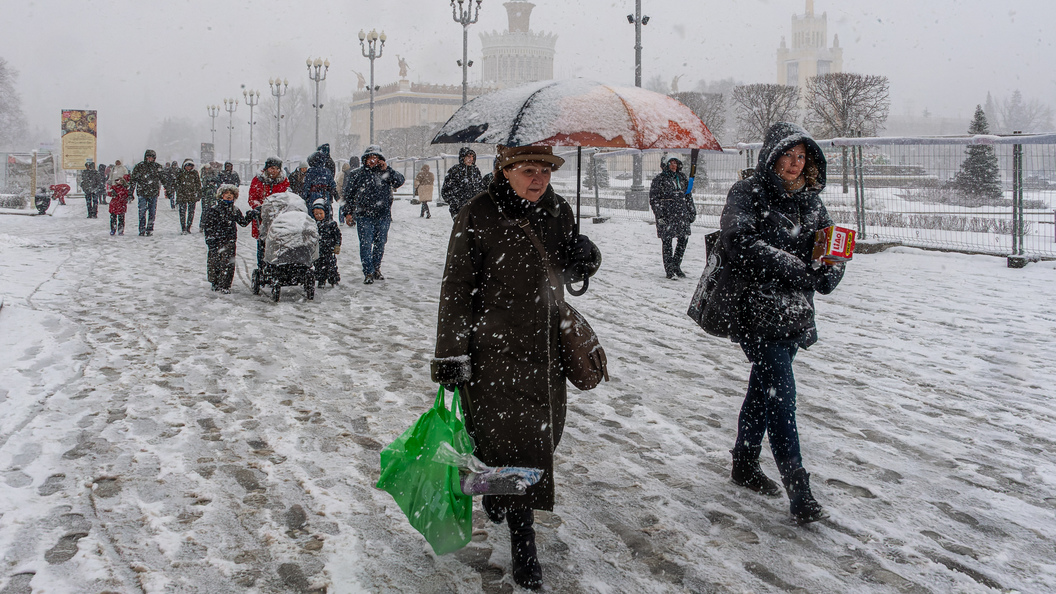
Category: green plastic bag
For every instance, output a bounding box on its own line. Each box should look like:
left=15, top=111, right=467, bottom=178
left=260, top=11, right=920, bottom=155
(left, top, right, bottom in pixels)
left=376, top=386, right=475, bottom=555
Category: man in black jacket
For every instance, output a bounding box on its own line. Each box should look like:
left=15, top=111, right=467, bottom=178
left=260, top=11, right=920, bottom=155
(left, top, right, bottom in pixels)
left=217, top=161, right=241, bottom=187
left=441, top=146, right=485, bottom=219
left=80, top=161, right=100, bottom=219
left=340, top=145, right=404, bottom=284
left=130, top=149, right=164, bottom=236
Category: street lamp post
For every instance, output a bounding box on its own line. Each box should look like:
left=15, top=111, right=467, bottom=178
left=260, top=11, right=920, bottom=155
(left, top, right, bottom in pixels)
left=359, top=28, right=386, bottom=145
left=626, top=1, right=650, bottom=208
left=207, top=105, right=220, bottom=149
left=243, top=89, right=260, bottom=170
left=269, top=77, right=289, bottom=159
left=451, top=0, right=482, bottom=105
left=223, top=98, right=238, bottom=163
left=307, top=57, right=330, bottom=147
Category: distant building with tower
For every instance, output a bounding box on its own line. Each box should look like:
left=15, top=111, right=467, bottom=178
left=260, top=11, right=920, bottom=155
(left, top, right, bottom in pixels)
left=776, top=0, right=843, bottom=87
left=347, top=0, right=558, bottom=157
left=480, top=1, right=556, bottom=89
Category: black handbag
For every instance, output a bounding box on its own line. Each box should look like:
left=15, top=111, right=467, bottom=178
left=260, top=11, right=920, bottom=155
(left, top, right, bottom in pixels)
left=688, top=230, right=730, bottom=336
left=518, top=220, right=609, bottom=391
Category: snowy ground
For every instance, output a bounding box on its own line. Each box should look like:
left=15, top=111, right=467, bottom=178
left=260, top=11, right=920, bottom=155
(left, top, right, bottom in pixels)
left=1, top=194, right=1055, bottom=594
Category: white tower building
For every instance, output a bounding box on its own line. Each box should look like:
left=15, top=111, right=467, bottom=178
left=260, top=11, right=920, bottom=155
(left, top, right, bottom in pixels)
left=480, top=1, right=557, bottom=89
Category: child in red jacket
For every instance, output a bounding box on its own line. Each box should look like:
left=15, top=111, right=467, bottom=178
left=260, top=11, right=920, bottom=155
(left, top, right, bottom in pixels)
left=108, top=174, right=132, bottom=235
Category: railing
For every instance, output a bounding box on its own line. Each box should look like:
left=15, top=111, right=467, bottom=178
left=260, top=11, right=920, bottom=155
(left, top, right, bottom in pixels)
left=390, top=133, right=1056, bottom=261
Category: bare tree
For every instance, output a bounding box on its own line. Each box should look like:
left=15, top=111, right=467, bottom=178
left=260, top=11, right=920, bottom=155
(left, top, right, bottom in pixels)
left=804, top=72, right=890, bottom=192
left=999, top=89, right=1054, bottom=133
left=0, top=57, right=29, bottom=151
left=670, top=91, right=727, bottom=144
left=263, top=86, right=310, bottom=161
left=731, top=84, right=799, bottom=142
left=645, top=74, right=669, bottom=95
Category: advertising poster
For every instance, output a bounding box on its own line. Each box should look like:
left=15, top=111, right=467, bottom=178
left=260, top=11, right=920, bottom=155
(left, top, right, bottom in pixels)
left=61, top=109, right=98, bottom=170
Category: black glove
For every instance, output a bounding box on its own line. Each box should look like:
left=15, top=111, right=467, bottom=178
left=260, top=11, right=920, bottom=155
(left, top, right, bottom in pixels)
left=568, top=234, right=596, bottom=264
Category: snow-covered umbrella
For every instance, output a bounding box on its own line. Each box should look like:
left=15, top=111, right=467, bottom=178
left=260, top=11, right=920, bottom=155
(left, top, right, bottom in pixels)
left=432, top=78, right=722, bottom=294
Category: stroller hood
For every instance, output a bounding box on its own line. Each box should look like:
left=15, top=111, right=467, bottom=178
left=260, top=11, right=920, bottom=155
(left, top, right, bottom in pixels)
left=260, top=191, right=307, bottom=239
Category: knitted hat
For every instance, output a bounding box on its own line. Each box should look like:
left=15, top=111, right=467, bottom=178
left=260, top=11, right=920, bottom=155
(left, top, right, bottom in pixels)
left=264, top=156, right=282, bottom=170
left=216, top=184, right=239, bottom=199
left=311, top=199, right=328, bottom=212
left=494, top=145, right=564, bottom=171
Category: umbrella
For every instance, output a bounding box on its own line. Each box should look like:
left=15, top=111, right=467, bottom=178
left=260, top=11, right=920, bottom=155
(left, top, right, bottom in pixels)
left=432, top=78, right=722, bottom=293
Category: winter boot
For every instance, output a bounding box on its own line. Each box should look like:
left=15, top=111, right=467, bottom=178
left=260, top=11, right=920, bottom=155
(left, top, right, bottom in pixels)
left=507, top=509, right=542, bottom=590
left=730, top=446, right=782, bottom=497
left=482, top=495, right=505, bottom=524
left=782, top=468, right=828, bottom=524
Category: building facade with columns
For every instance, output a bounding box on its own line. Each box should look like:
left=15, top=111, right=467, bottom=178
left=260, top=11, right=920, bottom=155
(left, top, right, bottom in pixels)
left=776, top=0, right=843, bottom=88
left=480, top=1, right=556, bottom=89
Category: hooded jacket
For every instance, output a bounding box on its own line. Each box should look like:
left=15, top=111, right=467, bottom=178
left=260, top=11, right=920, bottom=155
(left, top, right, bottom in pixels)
left=304, top=150, right=338, bottom=216
left=649, top=154, right=694, bottom=240
left=340, top=146, right=405, bottom=219
left=217, top=163, right=240, bottom=187
left=708, top=122, right=844, bottom=346
left=130, top=150, right=164, bottom=197
left=174, top=160, right=202, bottom=204
left=441, top=147, right=485, bottom=217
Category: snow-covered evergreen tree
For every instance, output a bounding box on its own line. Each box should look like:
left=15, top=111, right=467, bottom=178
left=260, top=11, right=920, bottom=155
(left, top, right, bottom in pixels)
left=0, top=58, right=30, bottom=151
left=953, top=105, right=1002, bottom=202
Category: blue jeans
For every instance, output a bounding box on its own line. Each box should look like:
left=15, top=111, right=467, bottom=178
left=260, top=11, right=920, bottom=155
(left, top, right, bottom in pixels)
left=734, top=341, right=802, bottom=478
left=356, top=216, right=391, bottom=276
left=137, top=194, right=158, bottom=234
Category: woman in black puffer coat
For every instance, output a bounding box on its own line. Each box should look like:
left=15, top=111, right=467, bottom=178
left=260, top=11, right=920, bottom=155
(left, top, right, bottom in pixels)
left=649, top=154, right=696, bottom=279
left=715, top=122, right=846, bottom=524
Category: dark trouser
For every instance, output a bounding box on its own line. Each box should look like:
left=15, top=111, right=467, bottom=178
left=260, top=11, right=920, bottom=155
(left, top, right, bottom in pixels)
left=137, top=194, right=158, bottom=234
left=734, top=341, right=802, bottom=479
left=420, top=202, right=430, bottom=217
left=85, top=191, right=99, bottom=218
left=256, top=239, right=266, bottom=270
left=178, top=202, right=197, bottom=232
left=661, top=236, right=688, bottom=275
left=314, top=252, right=339, bottom=284
left=356, top=216, right=391, bottom=276
left=207, top=240, right=236, bottom=289
left=109, top=213, right=125, bottom=235
left=168, top=188, right=176, bottom=209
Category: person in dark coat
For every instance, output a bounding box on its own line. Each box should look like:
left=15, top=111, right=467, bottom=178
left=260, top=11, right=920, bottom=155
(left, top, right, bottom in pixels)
left=649, top=154, right=695, bottom=279
left=161, top=161, right=178, bottom=209
left=341, top=145, right=405, bottom=284
left=431, top=145, right=601, bottom=590
left=97, top=164, right=109, bottom=204
left=174, top=159, right=202, bottom=234
left=217, top=161, right=241, bottom=187
left=288, top=161, right=309, bottom=198
left=311, top=199, right=342, bottom=286
left=199, top=164, right=222, bottom=232
left=441, top=146, right=485, bottom=219
left=413, top=164, right=434, bottom=218
left=202, top=184, right=252, bottom=293
left=303, top=150, right=338, bottom=216
left=714, top=121, right=846, bottom=524
left=315, top=143, right=336, bottom=175
left=80, top=161, right=100, bottom=218
left=130, top=149, right=164, bottom=236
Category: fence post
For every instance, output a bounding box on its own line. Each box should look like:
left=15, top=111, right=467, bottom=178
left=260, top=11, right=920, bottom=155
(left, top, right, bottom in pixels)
left=1008, top=131, right=1027, bottom=267
left=852, top=136, right=861, bottom=231
left=590, top=152, right=601, bottom=219
left=857, top=143, right=867, bottom=239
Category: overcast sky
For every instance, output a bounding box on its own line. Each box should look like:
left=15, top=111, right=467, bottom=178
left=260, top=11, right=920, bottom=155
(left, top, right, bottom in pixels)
left=4, top=0, right=1054, bottom=163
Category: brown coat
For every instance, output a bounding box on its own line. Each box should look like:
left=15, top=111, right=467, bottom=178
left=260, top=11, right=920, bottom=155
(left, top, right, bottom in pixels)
left=431, top=181, right=600, bottom=511
left=414, top=169, right=434, bottom=203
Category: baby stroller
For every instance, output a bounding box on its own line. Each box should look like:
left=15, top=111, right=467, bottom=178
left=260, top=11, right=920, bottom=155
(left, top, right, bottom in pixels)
left=251, top=192, right=320, bottom=302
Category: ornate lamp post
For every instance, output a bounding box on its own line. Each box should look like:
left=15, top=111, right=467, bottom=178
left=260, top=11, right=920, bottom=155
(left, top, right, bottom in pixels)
left=243, top=89, right=260, bottom=169
left=223, top=98, right=238, bottom=162
left=206, top=105, right=220, bottom=149
left=626, top=1, right=650, bottom=207
left=307, top=57, right=330, bottom=147
left=359, top=28, right=386, bottom=145
left=269, top=77, right=289, bottom=159
left=451, top=0, right=482, bottom=105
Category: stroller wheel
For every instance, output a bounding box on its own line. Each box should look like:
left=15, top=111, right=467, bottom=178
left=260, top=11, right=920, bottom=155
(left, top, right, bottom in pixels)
left=272, top=285, right=281, bottom=302
left=251, top=269, right=261, bottom=295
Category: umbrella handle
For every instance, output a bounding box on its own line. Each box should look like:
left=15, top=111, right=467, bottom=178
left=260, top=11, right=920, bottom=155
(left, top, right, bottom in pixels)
left=566, top=278, right=588, bottom=297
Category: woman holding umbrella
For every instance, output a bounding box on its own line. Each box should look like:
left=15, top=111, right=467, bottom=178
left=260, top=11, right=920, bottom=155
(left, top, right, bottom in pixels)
left=716, top=122, right=846, bottom=523
left=431, top=145, right=601, bottom=590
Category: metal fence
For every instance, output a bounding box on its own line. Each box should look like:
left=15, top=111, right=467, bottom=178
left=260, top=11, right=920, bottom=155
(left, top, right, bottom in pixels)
left=392, top=133, right=1056, bottom=261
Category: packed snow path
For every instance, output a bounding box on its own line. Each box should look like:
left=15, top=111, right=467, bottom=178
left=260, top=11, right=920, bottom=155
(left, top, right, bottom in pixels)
left=1, top=197, right=1054, bottom=593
